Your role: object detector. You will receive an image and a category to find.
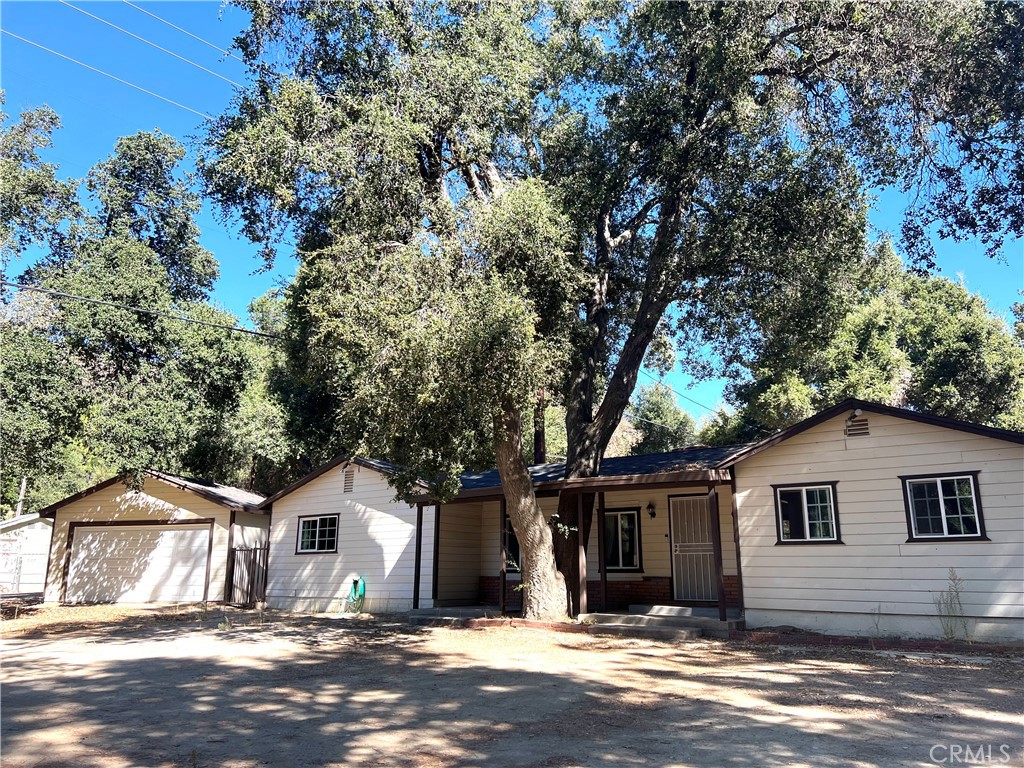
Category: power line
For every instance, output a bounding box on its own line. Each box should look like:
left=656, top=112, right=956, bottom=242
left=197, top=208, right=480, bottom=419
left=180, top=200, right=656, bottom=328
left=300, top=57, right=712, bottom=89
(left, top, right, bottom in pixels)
left=122, top=1, right=246, bottom=63
left=57, top=0, right=244, bottom=89
left=1, top=281, right=282, bottom=340
left=0, top=29, right=214, bottom=121
left=639, top=368, right=773, bottom=438
left=639, top=368, right=719, bottom=415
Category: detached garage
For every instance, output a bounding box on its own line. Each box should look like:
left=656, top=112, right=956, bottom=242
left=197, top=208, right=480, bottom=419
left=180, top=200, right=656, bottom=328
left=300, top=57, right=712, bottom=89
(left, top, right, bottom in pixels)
left=41, top=471, right=267, bottom=605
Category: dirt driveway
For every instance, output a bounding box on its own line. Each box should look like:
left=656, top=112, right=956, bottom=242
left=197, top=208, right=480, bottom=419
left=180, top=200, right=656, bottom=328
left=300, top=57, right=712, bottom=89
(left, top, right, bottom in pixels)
left=2, top=605, right=1021, bottom=768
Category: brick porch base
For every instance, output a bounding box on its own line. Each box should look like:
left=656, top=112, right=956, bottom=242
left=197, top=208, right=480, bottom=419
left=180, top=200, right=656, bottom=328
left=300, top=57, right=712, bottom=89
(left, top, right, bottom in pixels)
left=479, top=574, right=740, bottom=611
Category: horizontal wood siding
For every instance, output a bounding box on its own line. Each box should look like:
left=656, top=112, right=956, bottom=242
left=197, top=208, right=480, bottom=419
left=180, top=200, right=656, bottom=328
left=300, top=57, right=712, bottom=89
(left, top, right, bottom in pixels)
left=735, top=411, right=1024, bottom=642
left=44, top=478, right=232, bottom=603
left=233, top=511, right=269, bottom=548
left=267, top=464, right=430, bottom=613
left=437, top=502, right=481, bottom=603
left=478, top=500, right=505, bottom=576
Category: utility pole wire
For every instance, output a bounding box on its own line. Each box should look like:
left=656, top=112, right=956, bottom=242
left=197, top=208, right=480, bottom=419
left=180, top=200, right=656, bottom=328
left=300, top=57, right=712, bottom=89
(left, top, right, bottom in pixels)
left=122, top=0, right=246, bottom=63
left=0, top=29, right=214, bottom=121
left=58, top=1, right=244, bottom=88
left=638, top=368, right=773, bottom=438
left=2, top=281, right=283, bottom=340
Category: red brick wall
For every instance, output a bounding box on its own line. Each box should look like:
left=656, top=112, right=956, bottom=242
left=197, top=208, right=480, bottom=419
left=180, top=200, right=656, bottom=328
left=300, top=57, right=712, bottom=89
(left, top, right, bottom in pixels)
left=586, top=577, right=671, bottom=608
left=480, top=574, right=741, bottom=611
left=723, top=574, right=741, bottom=605
left=479, top=576, right=524, bottom=611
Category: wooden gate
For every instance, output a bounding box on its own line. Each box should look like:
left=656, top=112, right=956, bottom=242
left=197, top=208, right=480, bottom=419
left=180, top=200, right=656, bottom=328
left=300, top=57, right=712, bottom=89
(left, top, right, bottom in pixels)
left=229, top=546, right=268, bottom=606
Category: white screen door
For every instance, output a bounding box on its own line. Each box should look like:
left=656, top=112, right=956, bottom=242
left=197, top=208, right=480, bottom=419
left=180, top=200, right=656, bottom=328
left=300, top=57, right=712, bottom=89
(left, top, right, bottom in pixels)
left=670, top=495, right=717, bottom=601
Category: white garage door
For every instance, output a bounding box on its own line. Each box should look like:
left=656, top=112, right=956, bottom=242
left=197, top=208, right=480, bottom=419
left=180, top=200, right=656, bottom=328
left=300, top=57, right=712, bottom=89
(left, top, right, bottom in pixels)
left=66, top=524, right=211, bottom=603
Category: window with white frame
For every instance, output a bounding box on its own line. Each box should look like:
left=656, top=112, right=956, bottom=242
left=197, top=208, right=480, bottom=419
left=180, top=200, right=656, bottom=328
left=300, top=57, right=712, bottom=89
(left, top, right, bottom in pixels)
left=773, top=484, right=840, bottom=543
left=603, top=508, right=641, bottom=570
left=901, top=473, right=986, bottom=541
left=296, top=514, right=339, bottom=554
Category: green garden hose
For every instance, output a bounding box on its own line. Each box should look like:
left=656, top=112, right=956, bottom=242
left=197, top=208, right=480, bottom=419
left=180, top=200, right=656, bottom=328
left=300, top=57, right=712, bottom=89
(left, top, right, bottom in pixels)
left=343, top=575, right=365, bottom=613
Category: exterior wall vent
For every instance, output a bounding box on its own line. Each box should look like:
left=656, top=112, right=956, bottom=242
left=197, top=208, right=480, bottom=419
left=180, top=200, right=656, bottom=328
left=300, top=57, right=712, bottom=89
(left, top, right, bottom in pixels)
left=845, top=416, right=870, bottom=437
left=343, top=466, right=355, bottom=493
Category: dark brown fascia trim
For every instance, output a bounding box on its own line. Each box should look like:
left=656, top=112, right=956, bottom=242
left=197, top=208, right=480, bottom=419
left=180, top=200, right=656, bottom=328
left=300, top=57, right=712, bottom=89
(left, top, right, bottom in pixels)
left=260, top=455, right=351, bottom=509
left=425, top=469, right=727, bottom=504
left=424, top=488, right=562, bottom=504
left=146, top=471, right=265, bottom=515
left=259, top=456, right=430, bottom=510
left=716, top=398, right=1024, bottom=469
left=40, top=472, right=264, bottom=518
left=37, top=476, right=124, bottom=518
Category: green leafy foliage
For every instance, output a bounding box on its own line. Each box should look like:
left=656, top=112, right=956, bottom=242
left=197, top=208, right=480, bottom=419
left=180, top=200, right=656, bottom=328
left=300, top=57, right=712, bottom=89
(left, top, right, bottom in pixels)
left=628, top=383, right=697, bottom=455
left=706, top=247, right=1024, bottom=441
left=0, top=116, right=293, bottom=514
left=283, top=238, right=561, bottom=501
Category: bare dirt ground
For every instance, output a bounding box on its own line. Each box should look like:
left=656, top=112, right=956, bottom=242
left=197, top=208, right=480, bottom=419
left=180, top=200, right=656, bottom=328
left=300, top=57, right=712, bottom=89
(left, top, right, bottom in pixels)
left=2, top=605, right=1022, bottom=768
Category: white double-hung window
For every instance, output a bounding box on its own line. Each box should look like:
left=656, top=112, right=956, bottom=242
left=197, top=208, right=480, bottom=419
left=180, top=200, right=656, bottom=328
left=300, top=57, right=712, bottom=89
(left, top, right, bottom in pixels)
left=901, top=473, right=986, bottom=541
left=773, top=483, right=841, bottom=543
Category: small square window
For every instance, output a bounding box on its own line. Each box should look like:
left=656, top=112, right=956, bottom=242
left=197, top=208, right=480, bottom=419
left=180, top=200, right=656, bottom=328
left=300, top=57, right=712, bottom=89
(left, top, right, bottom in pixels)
left=296, top=515, right=339, bottom=554
left=901, top=473, right=986, bottom=542
left=773, top=484, right=841, bottom=544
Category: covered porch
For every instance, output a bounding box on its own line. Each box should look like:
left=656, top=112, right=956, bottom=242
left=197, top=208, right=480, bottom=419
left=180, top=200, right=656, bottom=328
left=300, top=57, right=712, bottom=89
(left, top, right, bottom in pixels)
left=411, top=446, right=747, bottom=621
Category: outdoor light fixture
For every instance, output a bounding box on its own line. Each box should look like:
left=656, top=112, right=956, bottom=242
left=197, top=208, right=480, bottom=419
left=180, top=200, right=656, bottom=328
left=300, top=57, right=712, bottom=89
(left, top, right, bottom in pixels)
left=646, top=502, right=656, bottom=519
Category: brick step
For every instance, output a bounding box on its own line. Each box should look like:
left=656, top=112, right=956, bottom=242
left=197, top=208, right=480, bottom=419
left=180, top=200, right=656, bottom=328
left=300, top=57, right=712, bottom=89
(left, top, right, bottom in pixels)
left=586, top=623, right=701, bottom=641
left=408, top=615, right=465, bottom=627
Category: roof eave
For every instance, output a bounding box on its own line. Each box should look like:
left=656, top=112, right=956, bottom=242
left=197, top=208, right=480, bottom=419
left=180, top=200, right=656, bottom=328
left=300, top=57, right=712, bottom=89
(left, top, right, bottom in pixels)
left=427, top=467, right=731, bottom=504
left=715, top=398, right=1024, bottom=469
left=38, top=471, right=266, bottom=517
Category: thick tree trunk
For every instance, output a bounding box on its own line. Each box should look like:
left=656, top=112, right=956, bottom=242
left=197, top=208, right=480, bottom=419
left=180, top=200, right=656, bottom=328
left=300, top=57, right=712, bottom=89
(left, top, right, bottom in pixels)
left=493, top=404, right=566, bottom=621
left=552, top=490, right=595, bottom=616
left=554, top=198, right=686, bottom=612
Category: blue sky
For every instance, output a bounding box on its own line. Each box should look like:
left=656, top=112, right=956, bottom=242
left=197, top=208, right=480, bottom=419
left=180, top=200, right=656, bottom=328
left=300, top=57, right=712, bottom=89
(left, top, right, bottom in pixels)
left=2, top=1, right=1021, bottom=421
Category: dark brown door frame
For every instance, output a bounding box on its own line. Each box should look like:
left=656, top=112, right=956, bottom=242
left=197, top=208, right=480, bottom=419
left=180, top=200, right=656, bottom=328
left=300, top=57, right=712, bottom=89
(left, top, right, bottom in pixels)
left=60, top=518, right=216, bottom=604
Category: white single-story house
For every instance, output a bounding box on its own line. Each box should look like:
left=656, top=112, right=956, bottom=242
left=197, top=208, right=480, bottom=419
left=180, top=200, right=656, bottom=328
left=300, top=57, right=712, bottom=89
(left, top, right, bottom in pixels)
left=260, top=399, right=1023, bottom=643
left=40, top=471, right=268, bottom=605
left=0, top=513, right=54, bottom=594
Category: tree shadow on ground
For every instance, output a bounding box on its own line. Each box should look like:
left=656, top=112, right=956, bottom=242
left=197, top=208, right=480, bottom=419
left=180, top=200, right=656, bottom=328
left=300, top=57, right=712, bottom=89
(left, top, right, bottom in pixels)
left=2, top=616, right=1021, bottom=768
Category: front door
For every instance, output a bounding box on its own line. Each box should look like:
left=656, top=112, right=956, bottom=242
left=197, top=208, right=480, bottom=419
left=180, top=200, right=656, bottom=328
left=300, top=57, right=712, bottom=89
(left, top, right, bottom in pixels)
left=670, top=495, right=717, bottom=601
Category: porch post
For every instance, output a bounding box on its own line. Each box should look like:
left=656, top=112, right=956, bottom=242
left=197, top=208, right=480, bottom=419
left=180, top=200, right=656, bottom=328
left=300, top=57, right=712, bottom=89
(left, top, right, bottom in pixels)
left=597, top=491, right=607, bottom=611
left=413, top=502, right=423, bottom=610
left=729, top=477, right=745, bottom=613
left=708, top=483, right=728, bottom=622
left=577, top=494, right=588, bottom=616
left=431, top=503, right=441, bottom=604
left=499, top=496, right=507, bottom=616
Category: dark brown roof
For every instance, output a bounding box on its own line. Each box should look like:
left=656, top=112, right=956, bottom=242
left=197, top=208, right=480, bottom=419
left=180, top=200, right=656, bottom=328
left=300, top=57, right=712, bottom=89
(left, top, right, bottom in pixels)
left=38, top=470, right=266, bottom=517
left=716, top=398, right=1024, bottom=469
left=451, top=444, right=749, bottom=499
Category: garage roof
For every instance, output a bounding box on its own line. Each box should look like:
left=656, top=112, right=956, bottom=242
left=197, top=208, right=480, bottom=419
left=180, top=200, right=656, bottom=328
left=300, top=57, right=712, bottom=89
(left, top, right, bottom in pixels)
left=37, top=470, right=266, bottom=517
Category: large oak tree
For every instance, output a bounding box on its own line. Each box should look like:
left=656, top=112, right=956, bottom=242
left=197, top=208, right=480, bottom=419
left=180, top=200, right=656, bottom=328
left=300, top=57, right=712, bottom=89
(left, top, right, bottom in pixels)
left=203, top=1, right=1023, bottom=619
